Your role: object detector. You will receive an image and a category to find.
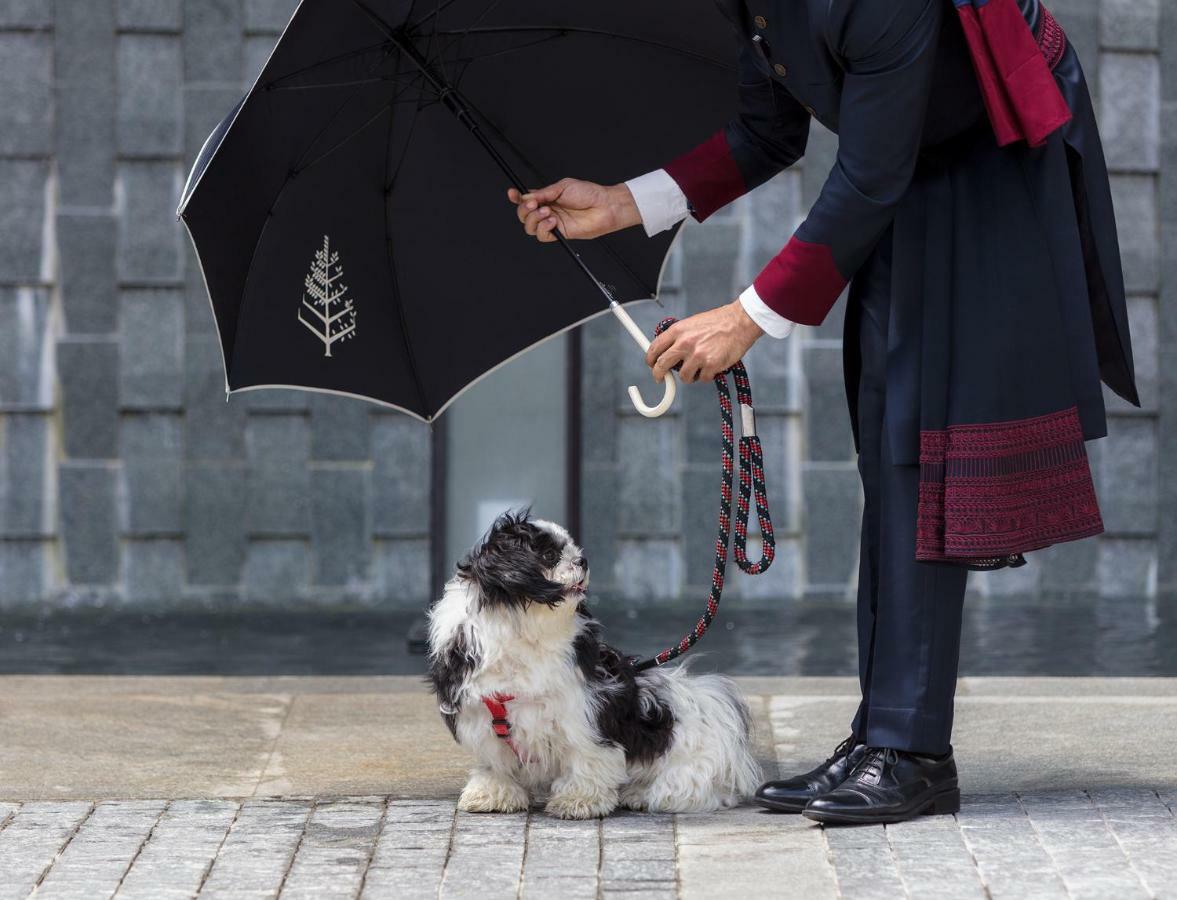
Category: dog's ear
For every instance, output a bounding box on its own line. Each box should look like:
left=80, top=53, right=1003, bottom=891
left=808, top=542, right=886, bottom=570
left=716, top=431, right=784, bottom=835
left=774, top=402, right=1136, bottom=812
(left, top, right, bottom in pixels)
left=458, top=512, right=565, bottom=609
left=460, top=544, right=565, bottom=609
left=427, top=627, right=478, bottom=740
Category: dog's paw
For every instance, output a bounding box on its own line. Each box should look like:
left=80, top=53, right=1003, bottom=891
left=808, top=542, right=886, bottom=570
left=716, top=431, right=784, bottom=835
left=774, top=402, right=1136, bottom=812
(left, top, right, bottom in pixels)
left=458, top=774, right=529, bottom=814
left=545, top=789, right=617, bottom=820
left=618, top=786, right=649, bottom=812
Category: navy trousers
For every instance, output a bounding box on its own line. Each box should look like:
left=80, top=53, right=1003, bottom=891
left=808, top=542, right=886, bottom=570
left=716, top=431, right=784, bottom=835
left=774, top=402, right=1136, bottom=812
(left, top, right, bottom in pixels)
left=846, top=231, right=969, bottom=756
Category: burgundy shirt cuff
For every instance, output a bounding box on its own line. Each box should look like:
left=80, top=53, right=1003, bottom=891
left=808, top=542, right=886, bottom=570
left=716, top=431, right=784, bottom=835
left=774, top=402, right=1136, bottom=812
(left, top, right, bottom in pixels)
left=662, top=130, right=747, bottom=222
left=752, top=236, right=848, bottom=326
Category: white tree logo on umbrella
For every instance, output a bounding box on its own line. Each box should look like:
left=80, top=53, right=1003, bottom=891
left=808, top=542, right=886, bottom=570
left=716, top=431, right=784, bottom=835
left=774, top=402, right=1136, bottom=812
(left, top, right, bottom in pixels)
left=299, top=235, right=357, bottom=357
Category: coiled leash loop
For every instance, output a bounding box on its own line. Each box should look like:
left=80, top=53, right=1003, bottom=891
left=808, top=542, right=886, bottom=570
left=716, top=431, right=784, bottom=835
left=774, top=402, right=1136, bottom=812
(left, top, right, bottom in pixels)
left=634, top=317, right=775, bottom=672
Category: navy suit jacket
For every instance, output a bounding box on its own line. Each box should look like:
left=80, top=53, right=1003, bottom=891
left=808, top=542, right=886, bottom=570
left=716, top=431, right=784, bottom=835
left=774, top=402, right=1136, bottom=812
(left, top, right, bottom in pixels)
left=665, top=0, right=988, bottom=326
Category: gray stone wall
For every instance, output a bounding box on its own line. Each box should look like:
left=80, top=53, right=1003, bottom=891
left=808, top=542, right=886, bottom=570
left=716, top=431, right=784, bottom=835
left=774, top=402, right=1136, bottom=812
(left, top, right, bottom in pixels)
left=0, top=0, right=1169, bottom=609
left=0, top=0, right=433, bottom=610
left=582, top=0, right=1173, bottom=604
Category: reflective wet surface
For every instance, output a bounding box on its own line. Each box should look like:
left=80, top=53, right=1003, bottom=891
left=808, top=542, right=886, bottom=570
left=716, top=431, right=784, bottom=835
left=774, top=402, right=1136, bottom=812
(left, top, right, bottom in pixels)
left=1, top=595, right=1174, bottom=676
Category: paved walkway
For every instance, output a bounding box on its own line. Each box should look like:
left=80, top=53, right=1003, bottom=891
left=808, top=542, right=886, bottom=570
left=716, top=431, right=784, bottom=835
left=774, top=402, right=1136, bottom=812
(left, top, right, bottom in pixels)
left=1, top=676, right=1175, bottom=898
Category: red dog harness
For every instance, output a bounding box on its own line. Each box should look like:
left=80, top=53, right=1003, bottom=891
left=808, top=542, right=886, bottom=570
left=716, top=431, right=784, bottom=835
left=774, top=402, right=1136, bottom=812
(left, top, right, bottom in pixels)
left=481, top=693, right=520, bottom=760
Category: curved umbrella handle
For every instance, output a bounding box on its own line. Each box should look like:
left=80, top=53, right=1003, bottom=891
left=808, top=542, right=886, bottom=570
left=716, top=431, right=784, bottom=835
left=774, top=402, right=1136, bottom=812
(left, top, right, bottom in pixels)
left=609, top=301, right=677, bottom=418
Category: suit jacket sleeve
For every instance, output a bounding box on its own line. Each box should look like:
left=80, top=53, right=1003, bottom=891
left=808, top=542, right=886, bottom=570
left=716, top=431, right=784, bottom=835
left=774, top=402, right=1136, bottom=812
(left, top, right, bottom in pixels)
left=662, top=43, right=811, bottom=221
left=752, top=0, right=943, bottom=325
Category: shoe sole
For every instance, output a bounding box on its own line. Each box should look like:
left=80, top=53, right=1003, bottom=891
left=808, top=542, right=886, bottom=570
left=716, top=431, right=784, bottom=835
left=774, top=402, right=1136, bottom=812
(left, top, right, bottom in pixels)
left=801, top=787, right=961, bottom=825
left=752, top=796, right=810, bottom=814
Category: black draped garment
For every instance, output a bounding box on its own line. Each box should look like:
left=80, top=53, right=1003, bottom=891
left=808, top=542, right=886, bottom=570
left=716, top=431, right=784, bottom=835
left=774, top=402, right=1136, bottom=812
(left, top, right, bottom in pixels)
left=659, top=0, right=1138, bottom=566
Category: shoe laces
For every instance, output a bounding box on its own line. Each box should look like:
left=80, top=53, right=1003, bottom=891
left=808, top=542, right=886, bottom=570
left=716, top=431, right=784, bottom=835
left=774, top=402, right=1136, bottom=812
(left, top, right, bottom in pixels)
left=821, top=733, right=858, bottom=767
left=853, top=746, right=900, bottom=784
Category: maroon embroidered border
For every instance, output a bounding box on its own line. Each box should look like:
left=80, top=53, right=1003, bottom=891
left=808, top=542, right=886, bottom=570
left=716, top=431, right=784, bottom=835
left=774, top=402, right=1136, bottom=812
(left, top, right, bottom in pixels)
left=1038, top=6, right=1067, bottom=72
left=916, top=407, right=1104, bottom=566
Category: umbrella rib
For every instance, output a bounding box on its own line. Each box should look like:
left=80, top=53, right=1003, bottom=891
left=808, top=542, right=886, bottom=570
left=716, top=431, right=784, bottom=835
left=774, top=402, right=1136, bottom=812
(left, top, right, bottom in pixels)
left=263, top=41, right=392, bottom=90
left=434, top=25, right=731, bottom=71
left=381, top=91, right=431, bottom=417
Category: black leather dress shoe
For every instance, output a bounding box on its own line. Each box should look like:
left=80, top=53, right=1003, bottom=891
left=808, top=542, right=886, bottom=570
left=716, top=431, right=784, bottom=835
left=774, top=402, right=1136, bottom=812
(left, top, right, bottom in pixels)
left=754, top=734, right=868, bottom=813
left=802, top=746, right=960, bottom=825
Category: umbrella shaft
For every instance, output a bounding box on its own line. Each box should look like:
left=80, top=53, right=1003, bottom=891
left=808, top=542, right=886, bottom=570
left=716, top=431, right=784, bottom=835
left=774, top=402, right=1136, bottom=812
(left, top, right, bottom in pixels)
left=382, top=25, right=618, bottom=305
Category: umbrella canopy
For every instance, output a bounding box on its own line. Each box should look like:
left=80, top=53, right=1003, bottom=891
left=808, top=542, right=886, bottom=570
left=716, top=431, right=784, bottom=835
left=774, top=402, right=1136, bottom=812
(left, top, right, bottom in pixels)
left=180, top=0, right=738, bottom=421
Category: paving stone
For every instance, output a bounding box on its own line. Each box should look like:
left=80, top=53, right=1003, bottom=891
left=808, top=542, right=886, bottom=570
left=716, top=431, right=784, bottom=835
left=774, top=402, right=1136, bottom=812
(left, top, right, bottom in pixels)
left=0, top=801, right=94, bottom=900
left=362, top=801, right=454, bottom=900
left=1100, top=52, right=1161, bottom=171
left=185, top=462, right=248, bottom=586
left=35, top=800, right=165, bottom=900
left=371, top=415, right=431, bottom=537
left=245, top=414, right=311, bottom=535
left=116, top=0, right=183, bottom=31
left=183, top=0, right=243, bottom=82
left=439, top=812, right=527, bottom=900
left=59, top=462, right=120, bottom=585
left=0, top=31, right=52, bottom=156
left=114, top=799, right=238, bottom=899
left=0, top=413, right=53, bottom=538
left=57, top=214, right=118, bottom=335
left=117, top=161, right=183, bottom=283
left=1100, top=815, right=1177, bottom=898
left=57, top=338, right=119, bottom=459
left=117, top=33, right=183, bottom=156
left=0, top=294, right=52, bottom=411
left=825, top=843, right=908, bottom=900
left=677, top=808, right=837, bottom=900
left=372, top=537, right=431, bottom=609
left=281, top=798, right=385, bottom=900
left=310, top=467, right=370, bottom=587
left=521, top=816, right=598, bottom=888
left=0, top=159, right=49, bottom=284
left=199, top=799, right=312, bottom=898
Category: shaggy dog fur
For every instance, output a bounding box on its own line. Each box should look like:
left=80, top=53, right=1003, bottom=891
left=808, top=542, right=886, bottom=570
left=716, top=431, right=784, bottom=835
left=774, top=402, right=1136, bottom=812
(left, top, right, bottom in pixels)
left=427, top=511, right=761, bottom=819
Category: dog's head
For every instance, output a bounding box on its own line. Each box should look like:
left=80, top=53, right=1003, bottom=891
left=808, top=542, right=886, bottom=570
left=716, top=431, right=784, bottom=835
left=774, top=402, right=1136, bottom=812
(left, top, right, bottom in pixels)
left=457, top=510, right=589, bottom=613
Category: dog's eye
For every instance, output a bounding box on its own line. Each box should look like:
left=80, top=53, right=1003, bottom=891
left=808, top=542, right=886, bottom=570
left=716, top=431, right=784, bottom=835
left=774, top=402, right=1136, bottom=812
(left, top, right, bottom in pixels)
left=542, top=548, right=560, bottom=566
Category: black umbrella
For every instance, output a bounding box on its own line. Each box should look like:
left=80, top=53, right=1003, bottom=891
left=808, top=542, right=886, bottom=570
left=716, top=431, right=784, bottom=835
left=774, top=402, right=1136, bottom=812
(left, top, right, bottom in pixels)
left=179, top=0, right=737, bottom=421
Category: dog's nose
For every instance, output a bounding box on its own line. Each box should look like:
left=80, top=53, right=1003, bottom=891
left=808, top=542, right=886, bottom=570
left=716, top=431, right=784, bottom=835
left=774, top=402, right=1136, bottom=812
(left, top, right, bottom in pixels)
left=573, top=556, right=587, bottom=568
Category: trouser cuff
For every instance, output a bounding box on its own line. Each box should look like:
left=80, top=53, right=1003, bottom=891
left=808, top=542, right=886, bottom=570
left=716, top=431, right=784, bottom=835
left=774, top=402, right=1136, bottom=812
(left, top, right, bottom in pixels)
left=852, top=704, right=952, bottom=756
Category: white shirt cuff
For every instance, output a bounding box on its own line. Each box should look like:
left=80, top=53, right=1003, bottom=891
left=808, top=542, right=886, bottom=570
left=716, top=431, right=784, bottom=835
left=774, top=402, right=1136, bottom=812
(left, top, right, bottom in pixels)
left=738, top=284, right=796, bottom=339
left=624, top=168, right=690, bottom=237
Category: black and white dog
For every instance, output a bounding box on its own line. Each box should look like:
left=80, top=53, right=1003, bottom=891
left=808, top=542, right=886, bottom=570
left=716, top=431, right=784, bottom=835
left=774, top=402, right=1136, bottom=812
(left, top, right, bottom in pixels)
left=427, top=511, right=761, bottom=819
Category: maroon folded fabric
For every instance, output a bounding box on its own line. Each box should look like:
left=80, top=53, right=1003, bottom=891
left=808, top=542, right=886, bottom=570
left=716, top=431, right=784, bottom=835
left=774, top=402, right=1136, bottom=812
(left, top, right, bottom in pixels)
left=954, top=0, right=1072, bottom=147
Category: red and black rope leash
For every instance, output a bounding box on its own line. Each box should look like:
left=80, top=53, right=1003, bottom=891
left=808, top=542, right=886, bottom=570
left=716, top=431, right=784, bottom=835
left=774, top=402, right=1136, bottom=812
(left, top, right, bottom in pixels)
left=633, top=317, right=775, bottom=672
